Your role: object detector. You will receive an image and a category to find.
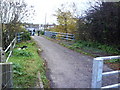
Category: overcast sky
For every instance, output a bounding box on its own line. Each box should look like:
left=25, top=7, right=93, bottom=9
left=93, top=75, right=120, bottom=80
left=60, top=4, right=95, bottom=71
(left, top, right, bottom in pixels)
left=24, top=0, right=95, bottom=24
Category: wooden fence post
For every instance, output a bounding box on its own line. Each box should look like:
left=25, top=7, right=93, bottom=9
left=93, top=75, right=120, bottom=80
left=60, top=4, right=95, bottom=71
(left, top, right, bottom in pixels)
left=1, top=63, right=13, bottom=89
left=0, top=63, right=2, bottom=90
left=2, top=63, right=6, bottom=89
left=91, top=58, right=103, bottom=88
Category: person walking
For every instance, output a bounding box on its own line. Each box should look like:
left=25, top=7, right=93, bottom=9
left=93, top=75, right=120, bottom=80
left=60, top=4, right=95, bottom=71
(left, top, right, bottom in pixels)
left=33, top=29, right=35, bottom=36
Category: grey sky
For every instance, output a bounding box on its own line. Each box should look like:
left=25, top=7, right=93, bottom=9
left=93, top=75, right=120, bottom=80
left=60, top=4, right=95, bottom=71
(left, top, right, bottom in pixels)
left=23, top=0, right=120, bottom=24
left=24, top=0, right=95, bottom=24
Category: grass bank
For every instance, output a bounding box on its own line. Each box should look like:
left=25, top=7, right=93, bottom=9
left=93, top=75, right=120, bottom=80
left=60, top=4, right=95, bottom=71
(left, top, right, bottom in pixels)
left=61, top=40, right=120, bottom=70
left=9, top=40, right=49, bottom=88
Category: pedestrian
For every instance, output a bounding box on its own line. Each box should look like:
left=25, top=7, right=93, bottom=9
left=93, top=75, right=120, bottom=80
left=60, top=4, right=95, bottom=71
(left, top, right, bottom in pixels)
left=33, top=29, right=35, bottom=36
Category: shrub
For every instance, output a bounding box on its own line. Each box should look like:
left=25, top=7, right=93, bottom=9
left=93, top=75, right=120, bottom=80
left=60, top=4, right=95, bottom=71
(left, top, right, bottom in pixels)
left=73, top=40, right=119, bottom=54
left=106, top=59, right=120, bottom=63
left=21, top=31, right=31, bottom=41
left=13, top=63, right=26, bottom=76
left=13, top=49, right=33, bottom=57
left=40, top=31, right=45, bottom=35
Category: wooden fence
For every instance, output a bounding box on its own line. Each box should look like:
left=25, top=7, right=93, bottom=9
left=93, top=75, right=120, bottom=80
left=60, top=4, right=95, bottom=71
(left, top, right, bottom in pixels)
left=44, top=31, right=74, bottom=41
left=5, top=37, right=16, bottom=62
left=0, top=37, right=16, bottom=89
left=0, top=63, right=13, bottom=89
left=92, top=55, right=120, bottom=88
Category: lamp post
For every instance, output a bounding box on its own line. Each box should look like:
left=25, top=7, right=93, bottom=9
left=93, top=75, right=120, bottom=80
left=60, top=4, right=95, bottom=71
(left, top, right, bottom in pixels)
left=44, top=13, right=47, bottom=32
left=0, top=1, right=2, bottom=62
left=0, top=19, right=2, bottom=63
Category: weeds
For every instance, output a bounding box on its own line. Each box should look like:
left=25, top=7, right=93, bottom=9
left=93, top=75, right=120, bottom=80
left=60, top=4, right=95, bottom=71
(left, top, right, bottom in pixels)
left=59, top=40, right=120, bottom=63
left=9, top=41, right=49, bottom=88
left=13, top=63, right=26, bottom=76
left=73, top=40, right=120, bottom=54
left=13, top=49, right=33, bottom=57
left=106, top=59, right=120, bottom=63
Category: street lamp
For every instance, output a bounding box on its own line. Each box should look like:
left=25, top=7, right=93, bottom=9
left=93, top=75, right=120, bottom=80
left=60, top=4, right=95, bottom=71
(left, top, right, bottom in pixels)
left=0, top=1, right=3, bottom=62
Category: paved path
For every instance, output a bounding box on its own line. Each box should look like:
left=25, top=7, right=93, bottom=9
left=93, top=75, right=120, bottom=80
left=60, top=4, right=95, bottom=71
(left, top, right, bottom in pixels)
left=33, top=36, right=119, bottom=88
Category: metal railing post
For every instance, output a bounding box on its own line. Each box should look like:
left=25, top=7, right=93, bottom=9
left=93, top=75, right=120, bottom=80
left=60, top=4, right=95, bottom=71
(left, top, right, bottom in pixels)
left=92, top=56, right=120, bottom=88
left=91, top=58, right=103, bottom=88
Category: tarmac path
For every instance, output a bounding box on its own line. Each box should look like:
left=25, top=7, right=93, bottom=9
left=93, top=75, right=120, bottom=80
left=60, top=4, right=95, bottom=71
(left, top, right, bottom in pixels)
left=32, top=35, right=119, bottom=88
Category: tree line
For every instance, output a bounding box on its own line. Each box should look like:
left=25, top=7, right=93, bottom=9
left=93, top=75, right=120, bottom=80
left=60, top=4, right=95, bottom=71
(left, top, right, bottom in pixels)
left=77, top=1, right=120, bottom=46
left=51, top=1, right=120, bottom=48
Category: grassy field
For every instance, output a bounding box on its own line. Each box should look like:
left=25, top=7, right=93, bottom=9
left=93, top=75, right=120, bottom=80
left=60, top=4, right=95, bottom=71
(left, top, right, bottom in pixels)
left=9, top=40, right=49, bottom=88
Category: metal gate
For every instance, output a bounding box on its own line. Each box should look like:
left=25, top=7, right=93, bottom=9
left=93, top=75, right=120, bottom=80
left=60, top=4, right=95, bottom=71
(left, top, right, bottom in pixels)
left=91, top=56, right=120, bottom=88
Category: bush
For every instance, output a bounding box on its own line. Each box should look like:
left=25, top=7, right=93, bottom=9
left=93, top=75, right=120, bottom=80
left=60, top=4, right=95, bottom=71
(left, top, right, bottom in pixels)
left=21, top=31, right=31, bottom=41
left=13, top=49, right=33, bottom=57
left=13, top=63, right=26, bottom=76
left=73, top=40, right=119, bottom=54
left=40, top=31, right=45, bottom=35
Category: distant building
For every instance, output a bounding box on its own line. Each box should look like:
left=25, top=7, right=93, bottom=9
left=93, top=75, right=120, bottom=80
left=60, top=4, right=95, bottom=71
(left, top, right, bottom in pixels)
left=24, top=23, right=56, bottom=32
left=40, top=24, right=56, bottom=30
left=24, top=23, right=40, bottom=32
left=101, top=0, right=119, bottom=2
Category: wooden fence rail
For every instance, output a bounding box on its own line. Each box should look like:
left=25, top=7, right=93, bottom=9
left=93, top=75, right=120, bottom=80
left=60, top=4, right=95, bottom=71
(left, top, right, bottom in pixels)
left=0, top=37, right=16, bottom=89
left=4, top=37, right=16, bottom=62
left=92, top=55, right=120, bottom=88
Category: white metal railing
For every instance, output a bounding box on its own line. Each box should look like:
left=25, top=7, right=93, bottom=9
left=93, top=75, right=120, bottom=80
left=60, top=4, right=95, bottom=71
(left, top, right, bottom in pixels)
left=4, top=37, right=16, bottom=62
left=91, top=55, right=120, bottom=88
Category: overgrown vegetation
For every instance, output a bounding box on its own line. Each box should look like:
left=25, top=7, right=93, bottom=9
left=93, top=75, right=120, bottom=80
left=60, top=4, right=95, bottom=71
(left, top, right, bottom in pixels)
left=1, top=0, right=35, bottom=50
left=21, top=31, right=31, bottom=41
left=76, top=1, right=120, bottom=47
left=72, top=40, right=120, bottom=55
left=9, top=41, right=49, bottom=88
left=50, top=3, right=77, bottom=34
left=40, top=31, right=45, bottom=35
left=106, top=59, right=120, bottom=63
left=63, top=40, right=120, bottom=65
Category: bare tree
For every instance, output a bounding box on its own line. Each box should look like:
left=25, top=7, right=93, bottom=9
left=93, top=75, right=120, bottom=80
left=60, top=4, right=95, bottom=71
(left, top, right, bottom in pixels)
left=0, top=0, right=35, bottom=50
left=0, top=0, right=35, bottom=24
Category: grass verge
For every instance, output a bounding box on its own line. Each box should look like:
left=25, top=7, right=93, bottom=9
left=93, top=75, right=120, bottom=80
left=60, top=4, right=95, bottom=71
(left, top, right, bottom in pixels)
left=9, top=40, right=49, bottom=88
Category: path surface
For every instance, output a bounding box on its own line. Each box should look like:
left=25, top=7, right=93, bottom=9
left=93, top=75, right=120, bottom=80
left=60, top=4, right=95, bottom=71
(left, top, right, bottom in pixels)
left=33, top=35, right=119, bottom=88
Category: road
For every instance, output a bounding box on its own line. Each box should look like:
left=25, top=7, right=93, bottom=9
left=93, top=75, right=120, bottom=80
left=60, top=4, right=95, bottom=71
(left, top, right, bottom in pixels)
left=32, top=35, right=119, bottom=88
